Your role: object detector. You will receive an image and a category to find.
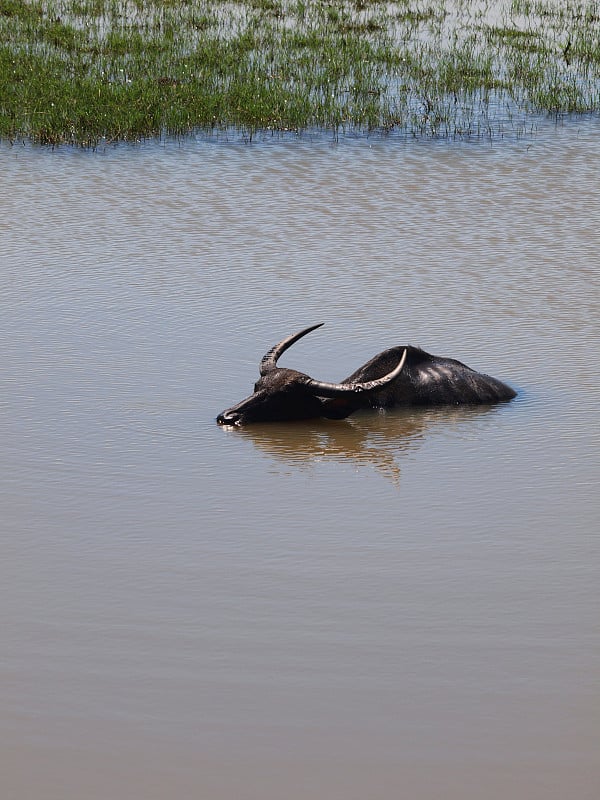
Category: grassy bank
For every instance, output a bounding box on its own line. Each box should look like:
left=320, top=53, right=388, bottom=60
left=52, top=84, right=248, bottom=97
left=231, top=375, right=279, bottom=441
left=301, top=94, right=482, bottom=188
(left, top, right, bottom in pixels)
left=1, top=0, right=599, bottom=145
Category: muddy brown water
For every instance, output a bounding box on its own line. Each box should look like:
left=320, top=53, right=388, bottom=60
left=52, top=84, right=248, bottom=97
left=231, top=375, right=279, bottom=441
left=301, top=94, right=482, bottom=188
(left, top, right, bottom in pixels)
left=2, top=123, right=599, bottom=799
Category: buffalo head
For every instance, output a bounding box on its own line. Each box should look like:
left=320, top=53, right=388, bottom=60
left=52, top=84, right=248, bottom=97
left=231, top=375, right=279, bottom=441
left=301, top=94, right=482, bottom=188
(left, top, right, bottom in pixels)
left=217, top=323, right=406, bottom=426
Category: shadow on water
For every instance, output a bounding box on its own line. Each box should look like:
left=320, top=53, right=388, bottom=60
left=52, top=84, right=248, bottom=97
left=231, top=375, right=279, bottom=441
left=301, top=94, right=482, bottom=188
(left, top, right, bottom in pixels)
left=229, top=404, right=504, bottom=484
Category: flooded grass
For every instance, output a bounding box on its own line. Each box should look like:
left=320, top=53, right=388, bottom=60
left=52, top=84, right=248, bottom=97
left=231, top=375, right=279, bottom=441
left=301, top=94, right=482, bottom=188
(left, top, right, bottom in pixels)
left=0, top=0, right=599, bottom=144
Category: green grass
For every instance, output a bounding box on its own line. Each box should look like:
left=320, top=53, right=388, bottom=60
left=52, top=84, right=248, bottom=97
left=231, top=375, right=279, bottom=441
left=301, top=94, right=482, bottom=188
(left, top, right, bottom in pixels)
left=0, top=0, right=599, bottom=145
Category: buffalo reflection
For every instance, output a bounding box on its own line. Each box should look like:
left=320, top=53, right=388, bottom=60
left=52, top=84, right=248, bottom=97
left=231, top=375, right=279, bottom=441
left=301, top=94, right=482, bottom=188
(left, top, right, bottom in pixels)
left=225, top=404, right=502, bottom=484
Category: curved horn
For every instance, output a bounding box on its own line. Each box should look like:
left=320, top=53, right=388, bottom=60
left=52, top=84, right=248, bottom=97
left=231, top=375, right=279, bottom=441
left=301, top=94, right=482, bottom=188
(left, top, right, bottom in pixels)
left=259, top=323, right=325, bottom=375
left=306, top=348, right=407, bottom=397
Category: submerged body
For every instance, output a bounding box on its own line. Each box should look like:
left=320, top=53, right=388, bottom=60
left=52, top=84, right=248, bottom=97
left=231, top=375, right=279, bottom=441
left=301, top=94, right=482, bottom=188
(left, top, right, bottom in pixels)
left=339, top=345, right=515, bottom=407
left=217, top=324, right=516, bottom=426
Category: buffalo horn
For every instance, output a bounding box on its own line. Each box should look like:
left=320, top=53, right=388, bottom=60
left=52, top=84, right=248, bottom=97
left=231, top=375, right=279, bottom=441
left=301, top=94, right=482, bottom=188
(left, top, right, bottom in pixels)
left=306, top=348, right=407, bottom=397
left=260, top=323, right=325, bottom=375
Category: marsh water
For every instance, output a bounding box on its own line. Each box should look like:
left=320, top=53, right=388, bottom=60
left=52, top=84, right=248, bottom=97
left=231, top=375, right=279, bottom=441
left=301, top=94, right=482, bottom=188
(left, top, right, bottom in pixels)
left=2, top=122, right=599, bottom=800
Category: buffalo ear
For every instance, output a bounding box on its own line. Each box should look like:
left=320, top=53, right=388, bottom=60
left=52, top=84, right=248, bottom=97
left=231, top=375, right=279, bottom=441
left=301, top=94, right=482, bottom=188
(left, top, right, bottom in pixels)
left=321, top=397, right=356, bottom=420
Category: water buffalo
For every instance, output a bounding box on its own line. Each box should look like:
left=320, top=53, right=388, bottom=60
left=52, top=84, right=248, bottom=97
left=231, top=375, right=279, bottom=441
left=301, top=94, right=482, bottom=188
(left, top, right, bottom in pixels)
left=216, top=323, right=516, bottom=426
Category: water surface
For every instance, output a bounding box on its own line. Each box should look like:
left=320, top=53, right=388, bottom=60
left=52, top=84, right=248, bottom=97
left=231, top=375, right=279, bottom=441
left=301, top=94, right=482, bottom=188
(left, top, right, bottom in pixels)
left=1, top=122, right=599, bottom=799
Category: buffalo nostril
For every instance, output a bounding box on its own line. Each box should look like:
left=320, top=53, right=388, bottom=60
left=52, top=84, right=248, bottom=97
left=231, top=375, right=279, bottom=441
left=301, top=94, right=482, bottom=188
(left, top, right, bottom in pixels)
left=217, top=411, right=239, bottom=426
